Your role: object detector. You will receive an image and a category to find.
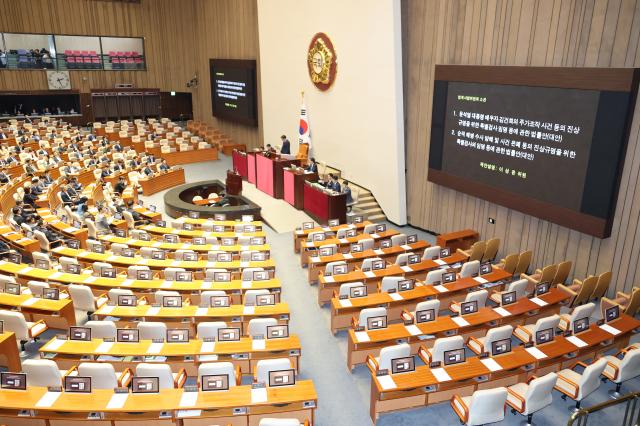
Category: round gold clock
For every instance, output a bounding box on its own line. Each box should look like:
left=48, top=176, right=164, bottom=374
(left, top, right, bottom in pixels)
left=307, top=32, right=337, bottom=91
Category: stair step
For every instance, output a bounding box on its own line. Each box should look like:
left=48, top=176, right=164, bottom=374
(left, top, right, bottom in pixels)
left=368, top=214, right=387, bottom=221
left=356, top=200, right=379, bottom=208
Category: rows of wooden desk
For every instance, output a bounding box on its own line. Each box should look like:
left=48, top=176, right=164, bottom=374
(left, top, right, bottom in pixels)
left=99, top=234, right=271, bottom=254
left=0, top=260, right=281, bottom=302
left=293, top=221, right=372, bottom=253
left=40, top=335, right=302, bottom=376
left=50, top=246, right=276, bottom=273
left=0, top=381, right=317, bottom=425
left=345, top=287, right=571, bottom=369
left=139, top=168, right=186, bottom=195
left=368, top=315, right=640, bottom=423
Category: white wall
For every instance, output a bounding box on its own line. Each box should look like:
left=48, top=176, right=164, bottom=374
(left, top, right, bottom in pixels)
left=257, top=0, right=407, bottom=224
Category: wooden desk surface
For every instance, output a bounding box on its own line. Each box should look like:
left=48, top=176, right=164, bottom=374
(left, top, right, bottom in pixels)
left=94, top=302, right=290, bottom=320
left=319, top=252, right=470, bottom=286
left=50, top=246, right=276, bottom=271
left=301, top=229, right=399, bottom=250
left=308, top=241, right=430, bottom=268
left=372, top=315, right=640, bottom=392
left=99, top=234, right=271, bottom=253
left=139, top=168, right=186, bottom=196
left=41, top=335, right=301, bottom=357
left=332, top=267, right=509, bottom=314
left=140, top=224, right=267, bottom=239
left=172, top=218, right=264, bottom=229
left=0, top=292, right=72, bottom=314
left=0, top=225, right=40, bottom=253
left=0, top=260, right=281, bottom=293
left=347, top=287, right=570, bottom=345
left=0, top=380, right=316, bottom=412
left=294, top=221, right=372, bottom=239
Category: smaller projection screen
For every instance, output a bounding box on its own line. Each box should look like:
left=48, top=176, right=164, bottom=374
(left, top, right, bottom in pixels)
left=209, top=59, right=257, bottom=126
left=428, top=66, right=640, bottom=238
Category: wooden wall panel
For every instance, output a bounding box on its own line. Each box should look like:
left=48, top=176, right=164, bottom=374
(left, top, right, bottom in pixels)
left=0, top=0, right=197, bottom=111
left=190, top=0, right=261, bottom=150
left=404, top=0, right=640, bottom=296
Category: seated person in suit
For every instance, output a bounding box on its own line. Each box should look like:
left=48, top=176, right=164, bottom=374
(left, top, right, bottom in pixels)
left=280, top=135, right=291, bottom=155
left=265, top=144, right=277, bottom=155
left=31, top=217, right=63, bottom=244
left=142, top=163, right=155, bottom=177
left=158, top=158, right=171, bottom=172
left=326, top=174, right=341, bottom=192
left=22, top=187, right=38, bottom=208
left=114, top=176, right=127, bottom=196
left=306, top=157, right=318, bottom=174
left=0, top=170, right=9, bottom=184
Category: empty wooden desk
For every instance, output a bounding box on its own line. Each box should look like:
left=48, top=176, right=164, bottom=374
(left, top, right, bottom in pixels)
left=303, top=182, right=347, bottom=225
left=139, top=168, right=186, bottom=195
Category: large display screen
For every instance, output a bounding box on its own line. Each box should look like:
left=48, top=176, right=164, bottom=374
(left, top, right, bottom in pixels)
left=429, top=66, right=639, bottom=238
left=209, top=59, right=257, bottom=126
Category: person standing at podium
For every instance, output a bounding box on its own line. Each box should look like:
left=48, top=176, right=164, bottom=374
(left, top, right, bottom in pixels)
left=280, top=135, right=291, bottom=154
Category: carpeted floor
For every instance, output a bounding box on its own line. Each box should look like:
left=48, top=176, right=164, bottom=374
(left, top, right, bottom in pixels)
left=19, top=153, right=640, bottom=426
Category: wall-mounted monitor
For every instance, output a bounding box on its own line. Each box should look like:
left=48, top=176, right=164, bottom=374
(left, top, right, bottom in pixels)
left=209, top=59, right=258, bottom=126
left=428, top=65, right=640, bottom=238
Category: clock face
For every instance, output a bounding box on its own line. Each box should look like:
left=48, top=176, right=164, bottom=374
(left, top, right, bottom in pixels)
left=47, top=71, right=71, bottom=90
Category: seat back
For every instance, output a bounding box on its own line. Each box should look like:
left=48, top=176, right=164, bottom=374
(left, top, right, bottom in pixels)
left=78, top=362, right=117, bottom=389
left=380, top=276, right=404, bottom=293
left=363, top=224, right=377, bottom=234
left=507, top=278, right=528, bottom=299
left=242, top=267, right=264, bottom=281
left=360, top=238, right=375, bottom=250
left=467, top=241, right=486, bottom=262
left=618, top=348, right=640, bottom=383
left=514, top=250, right=533, bottom=275
left=27, top=281, right=49, bottom=296
left=625, top=288, right=640, bottom=316
left=108, top=288, right=133, bottom=303
left=127, top=265, right=150, bottom=279
left=361, top=257, right=383, bottom=271
left=572, top=277, right=598, bottom=307
left=414, top=299, right=440, bottom=317
left=0, top=310, right=29, bottom=339
left=533, top=314, right=561, bottom=339
left=431, top=335, right=464, bottom=363
left=255, top=358, right=292, bottom=385
left=307, top=231, right=324, bottom=242
left=325, top=261, right=347, bottom=276
left=467, top=387, right=508, bottom=425
left=553, top=261, right=572, bottom=285
left=391, top=234, right=407, bottom=247
left=459, top=260, right=480, bottom=278
left=523, top=372, right=557, bottom=414
left=395, top=253, right=410, bottom=266
left=338, top=282, right=366, bottom=298
left=591, top=271, right=612, bottom=300
left=85, top=320, right=117, bottom=339
left=163, top=268, right=185, bottom=281
left=244, top=289, right=270, bottom=305
left=577, top=358, right=608, bottom=400
left=136, top=363, right=174, bottom=389
left=336, top=228, right=348, bottom=239
left=196, top=321, right=227, bottom=340
left=482, top=238, right=500, bottom=262
left=463, top=289, right=488, bottom=307
left=23, top=359, right=62, bottom=387
left=483, top=325, right=513, bottom=349
left=198, top=361, right=237, bottom=387
left=422, top=246, right=441, bottom=261
left=137, top=322, right=167, bottom=340
left=359, top=307, right=387, bottom=329
left=248, top=318, right=278, bottom=338
left=68, top=284, right=97, bottom=312
left=154, top=290, right=180, bottom=304
left=566, top=302, right=595, bottom=330
left=378, top=343, right=411, bottom=371
left=425, top=269, right=445, bottom=285
left=539, top=264, right=558, bottom=283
